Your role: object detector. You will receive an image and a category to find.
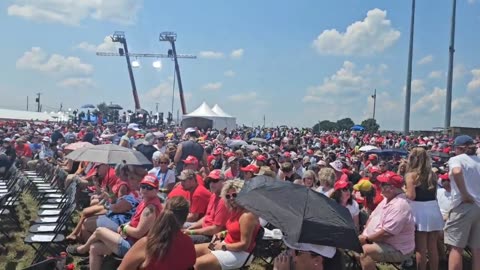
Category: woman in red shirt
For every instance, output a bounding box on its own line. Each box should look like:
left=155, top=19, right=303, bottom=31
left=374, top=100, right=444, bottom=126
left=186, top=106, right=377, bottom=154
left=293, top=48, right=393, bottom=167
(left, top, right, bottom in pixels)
left=118, top=196, right=195, bottom=270
left=67, top=174, right=163, bottom=270
left=194, top=179, right=260, bottom=270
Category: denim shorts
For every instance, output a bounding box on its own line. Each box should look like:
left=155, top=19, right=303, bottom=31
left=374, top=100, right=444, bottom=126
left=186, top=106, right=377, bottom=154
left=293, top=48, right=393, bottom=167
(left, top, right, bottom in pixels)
left=96, top=216, right=120, bottom=232
left=116, top=238, right=133, bottom=257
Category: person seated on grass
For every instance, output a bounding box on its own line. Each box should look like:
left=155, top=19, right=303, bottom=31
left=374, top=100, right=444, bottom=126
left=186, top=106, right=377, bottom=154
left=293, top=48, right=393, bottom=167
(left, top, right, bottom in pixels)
left=66, top=163, right=139, bottom=242
left=273, top=241, right=344, bottom=270
left=118, top=196, right=195, bottom=270
left=194, top=179, right=260, bottom=270
left=185, top=170, right=230, bottom=244
left=358, top=172, right=415, bottom=270
left=67, top=174, right=163, bottom=270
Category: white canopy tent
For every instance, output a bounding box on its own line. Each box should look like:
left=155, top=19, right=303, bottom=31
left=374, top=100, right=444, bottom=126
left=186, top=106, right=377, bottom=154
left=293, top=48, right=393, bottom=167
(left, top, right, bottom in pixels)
left=0, top=108, right=61, bottom=122
left=182, top=102, right=236, bottom=131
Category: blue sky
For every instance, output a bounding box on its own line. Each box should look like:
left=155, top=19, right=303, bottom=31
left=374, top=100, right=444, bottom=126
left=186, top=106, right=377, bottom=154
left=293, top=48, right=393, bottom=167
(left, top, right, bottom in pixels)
left=0, top=0, right=479, bottom=130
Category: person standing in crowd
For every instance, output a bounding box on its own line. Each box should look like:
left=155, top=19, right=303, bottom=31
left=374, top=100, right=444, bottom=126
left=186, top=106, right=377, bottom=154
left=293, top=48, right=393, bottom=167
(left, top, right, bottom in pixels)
left=136, top=133, right=157, bottom=166
left=64, top=127, right=76, bottom=143
left=359, top=172, right=415, bottom=270
left=445, top=135, right=480, bottom=270
left=175, top=127, right=209, bottom=175
left=405, top=147, right=444, bottom=270
left=118, top=196, right=195, bottom=270
left=51, top=125, right=64, bottom=144
left=119, top=123, right=139, bottom=148
left=185, top=170, right=230, bottom=244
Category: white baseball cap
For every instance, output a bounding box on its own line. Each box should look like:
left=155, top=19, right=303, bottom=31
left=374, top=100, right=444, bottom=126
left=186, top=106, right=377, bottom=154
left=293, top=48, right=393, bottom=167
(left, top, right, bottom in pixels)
left=127, top=123, right=140, bottom=131
left=184, top=127, right=196, bottom=136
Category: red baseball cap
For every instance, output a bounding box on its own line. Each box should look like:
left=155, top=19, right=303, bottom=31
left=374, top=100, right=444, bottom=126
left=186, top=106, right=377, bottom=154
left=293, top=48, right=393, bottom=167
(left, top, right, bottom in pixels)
left=377, top=172, right=404, bottom=188
left=207, top=155, right=215, bottom=165
left=206, top=169, right=224, bottom=181
left=213, top=149, right=222, bottom=155
left=334, top=180, right=350, bottom=191
left=183, top=155, right=199, bottom=165
left=368, top=154, right=378, bottom=160
left=283, top=152, right=291, bottom=158
left=224, top=151, right=235, bottom=158
left=439, top=173, right=450, bottom=181
left=140, top=174, right=159, bottom=189
left=241, top=164, right=259, bottom=174
left=256, top=155, right=267, bottom=162
left=307, top=149, right=314, bottom=155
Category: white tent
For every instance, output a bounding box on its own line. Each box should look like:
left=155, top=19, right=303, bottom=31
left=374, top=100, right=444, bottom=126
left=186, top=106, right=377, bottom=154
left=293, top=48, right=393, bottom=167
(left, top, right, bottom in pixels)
left=182, top=102, right=236, bottom=131
left=212, top=104, right=233, bottom=117
left=0, top=108, right=59, bottom=121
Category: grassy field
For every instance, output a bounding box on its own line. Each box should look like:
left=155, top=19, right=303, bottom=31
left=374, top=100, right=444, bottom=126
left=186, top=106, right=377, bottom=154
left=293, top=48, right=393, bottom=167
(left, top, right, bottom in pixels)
left=0, top=191, right=471, bottom=270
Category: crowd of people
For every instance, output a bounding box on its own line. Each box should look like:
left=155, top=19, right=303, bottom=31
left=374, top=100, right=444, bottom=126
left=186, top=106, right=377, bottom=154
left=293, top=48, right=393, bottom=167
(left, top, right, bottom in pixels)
left=0, top=120, right=479, bottom=270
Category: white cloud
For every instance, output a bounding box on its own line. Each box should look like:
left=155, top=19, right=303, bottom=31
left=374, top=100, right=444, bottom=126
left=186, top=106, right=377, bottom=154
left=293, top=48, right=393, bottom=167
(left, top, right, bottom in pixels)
left=303, top=61, right=388, bottom=102
left=75, top=36, right=117, bottom=53
left=403, top=79, right=425, bottom=94
left=16, top=47, right=93, bottom=75
left=144, top=79, right=174, bottom=99
left=230, top=49, right=244, bottom=59
left=428, top=70, right=442, bottom=79
left=57, top=77, right=95, bottom=89
left=7, top=0, right=142, bottom=25
left=202, top=82, right=223, bottom=91
left=467, top=69, right=480, bottom=91
left=224, top=70, right=235, bottom=77
left=453, top=64, right=467, bottom=81
left=228, top=91, right=257, bottom=102
left=417, top=55, right=433, bottom=65
left=199, top=51, right=224, bottom=59
left=312, top=8, right=400, bottom=56
left=412, top=87, right=445, bottom=113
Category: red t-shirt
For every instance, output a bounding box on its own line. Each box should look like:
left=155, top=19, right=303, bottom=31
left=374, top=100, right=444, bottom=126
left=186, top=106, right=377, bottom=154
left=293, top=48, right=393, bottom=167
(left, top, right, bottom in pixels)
left=101, top=167, right=119, bottom=189
left=167, top=174, right=206, bottom=200
left=127, top=197, right=163, bottom=242
left=224, top=211, right=260, bottom=253
left=203, top=194, right=230, bottom=228
left=15, top=144, right=32, bottom=158
left=189, top=185, right=211, bottom=216
left=144, top=231, right=196, bottom=270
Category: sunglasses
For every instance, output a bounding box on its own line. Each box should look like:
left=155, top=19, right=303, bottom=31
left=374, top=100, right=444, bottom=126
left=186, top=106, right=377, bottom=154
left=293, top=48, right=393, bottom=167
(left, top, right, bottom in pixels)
left=140, top=184, right=155, bottom=191
left=159, top=161, right=168, bottom=164
left=225, top=193, right=237, bottom=200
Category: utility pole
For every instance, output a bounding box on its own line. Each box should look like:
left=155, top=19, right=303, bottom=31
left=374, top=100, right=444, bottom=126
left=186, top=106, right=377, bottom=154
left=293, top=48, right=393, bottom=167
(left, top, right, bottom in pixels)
left=26, top=96, right=29, bottom=111
left=403, top=0, right=415, bottom=134
left=371, top=89, right=377, bottom=120
left=445, top=0, right=457, bottom=130
left=155, top=102, right=159, bottom=112
left=36, top=93, right=41, bottom=112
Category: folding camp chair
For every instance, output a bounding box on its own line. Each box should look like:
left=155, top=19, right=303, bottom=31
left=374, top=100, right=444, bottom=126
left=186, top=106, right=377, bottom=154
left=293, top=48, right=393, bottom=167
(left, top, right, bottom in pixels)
left=240, top=227, right=285, bottom=269
left=25, top=203, right=76, bottom=263
left=22, top=258, right=57, bottom=270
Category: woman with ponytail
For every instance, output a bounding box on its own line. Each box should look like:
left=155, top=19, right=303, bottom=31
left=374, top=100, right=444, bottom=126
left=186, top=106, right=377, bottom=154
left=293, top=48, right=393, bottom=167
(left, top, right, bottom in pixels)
left=118, top=196, right=196, bottom=270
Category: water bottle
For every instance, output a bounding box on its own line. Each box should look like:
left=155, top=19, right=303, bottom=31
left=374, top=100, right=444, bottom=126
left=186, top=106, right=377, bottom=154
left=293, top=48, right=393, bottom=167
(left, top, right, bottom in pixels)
left=56, top=252, right=67, bottom=270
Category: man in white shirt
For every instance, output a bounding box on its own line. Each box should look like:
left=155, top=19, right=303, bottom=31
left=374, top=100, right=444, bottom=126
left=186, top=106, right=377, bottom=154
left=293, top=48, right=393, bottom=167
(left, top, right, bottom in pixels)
left=445, top=135, right=480, bottom=270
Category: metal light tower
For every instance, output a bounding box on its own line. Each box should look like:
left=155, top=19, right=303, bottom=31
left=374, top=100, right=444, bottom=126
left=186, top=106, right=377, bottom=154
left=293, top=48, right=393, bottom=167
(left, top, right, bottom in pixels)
left=159, top=32, right=187, bottom=115
left=403, top=0, right=415, bottom=134
left=371, top=89, right=377, bottom=121
left=110, top=31, right=141, bottom=110
left=445, top=0, right=457, bottom=130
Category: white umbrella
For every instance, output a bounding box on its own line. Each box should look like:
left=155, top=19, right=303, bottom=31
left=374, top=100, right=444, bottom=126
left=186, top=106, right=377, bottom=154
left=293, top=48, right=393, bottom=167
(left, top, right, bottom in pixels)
left=65, top=144, right=151, bottom=165
left=359, top=145, right=378, bottom=152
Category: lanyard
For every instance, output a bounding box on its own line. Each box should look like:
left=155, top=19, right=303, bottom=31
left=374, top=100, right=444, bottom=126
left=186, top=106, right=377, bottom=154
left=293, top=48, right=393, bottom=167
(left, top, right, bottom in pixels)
left=156, top=169, right=169, bottom=188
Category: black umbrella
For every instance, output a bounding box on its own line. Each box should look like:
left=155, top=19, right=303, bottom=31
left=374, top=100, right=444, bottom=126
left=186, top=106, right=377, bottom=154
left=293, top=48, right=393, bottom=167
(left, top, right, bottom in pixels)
left=108, top=104, right=123, bottom=110
left=236, top=176, right=362, bottom=252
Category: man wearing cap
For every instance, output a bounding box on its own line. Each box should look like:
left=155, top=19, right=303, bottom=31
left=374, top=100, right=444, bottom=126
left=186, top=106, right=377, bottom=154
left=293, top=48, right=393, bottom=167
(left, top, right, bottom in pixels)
left=119, top=123, right=139, bottom=148
left=174, top=127, right=208, bottom=176
left=445, top=135, right=480, bottom=270
left=240, top=164, right=259, bottom=181
left=353, top=179, right=383, bottom=214
left=135, top=133, right=157, bottom=167
left=224, top=156, right=240, bottom=180
left=176, top=169, right=211, bottom=223
left=359, top=172, right=415, bottom=269
left=185, top=169, right=229, bottom=244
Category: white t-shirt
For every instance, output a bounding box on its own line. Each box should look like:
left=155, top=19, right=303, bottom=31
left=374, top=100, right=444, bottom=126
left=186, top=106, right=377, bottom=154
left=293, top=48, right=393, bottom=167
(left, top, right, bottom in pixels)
left=148, top=167, right=175, bottom=189
left=346, top=200, right=360, bottom=218
left=448, top=154, right=480, bottom=208
left=436, top=187, right=452, bottom=219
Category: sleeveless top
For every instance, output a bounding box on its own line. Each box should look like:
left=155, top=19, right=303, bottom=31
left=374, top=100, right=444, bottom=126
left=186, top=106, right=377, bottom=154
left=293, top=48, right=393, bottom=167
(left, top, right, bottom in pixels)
left=176, top=140, right=204, bottom=174
left=224, top=210, right=260, bottom=253
left=414, top=185, right=436, bottom=202
left=127, top=197, right=163, bottom=242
